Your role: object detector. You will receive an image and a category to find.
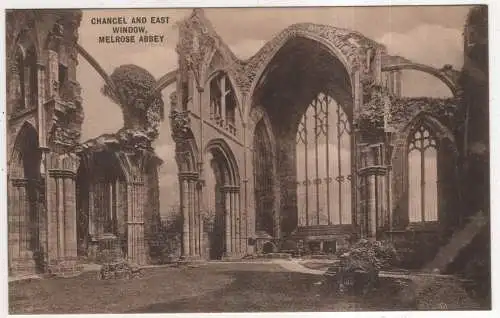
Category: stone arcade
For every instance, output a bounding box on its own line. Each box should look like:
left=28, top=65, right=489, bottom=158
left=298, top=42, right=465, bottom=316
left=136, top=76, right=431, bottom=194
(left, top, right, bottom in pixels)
left=6, top=10, right=164, bottom=275
left=169, top=9, right=488, bottom=264
left=6, top=8, right=489, bottom=276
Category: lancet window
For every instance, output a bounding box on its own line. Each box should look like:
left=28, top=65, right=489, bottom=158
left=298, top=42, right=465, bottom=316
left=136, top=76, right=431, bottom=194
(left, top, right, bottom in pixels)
left=12, top=46, right=38, bottom=111
left=296, top=93, right=352, bottom=226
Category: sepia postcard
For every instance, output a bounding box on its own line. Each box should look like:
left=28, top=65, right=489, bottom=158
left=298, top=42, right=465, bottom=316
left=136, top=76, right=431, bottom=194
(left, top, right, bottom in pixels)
left=3, top=3, right=492, bottom=315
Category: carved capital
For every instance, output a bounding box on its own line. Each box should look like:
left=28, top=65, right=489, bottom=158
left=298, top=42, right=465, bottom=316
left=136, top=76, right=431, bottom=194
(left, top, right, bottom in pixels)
left=221, top=185, right=240, bottom=193
left=170, top=110, right=191, bottom=142
left=178, top=171, right=199, bottom=181
left=11, top=178, right=28, bottom=187
left=358, top=165, right=387, bottom=177
left=48, top=169, right=76, bottom=179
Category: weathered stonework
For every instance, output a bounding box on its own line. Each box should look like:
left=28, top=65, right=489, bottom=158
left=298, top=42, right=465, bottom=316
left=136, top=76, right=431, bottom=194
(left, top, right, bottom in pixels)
left=6, top=9, right=84, bottom=276
left=170, top=9, right=473, bottom=264
left=6, top=10, right=165, bottom=276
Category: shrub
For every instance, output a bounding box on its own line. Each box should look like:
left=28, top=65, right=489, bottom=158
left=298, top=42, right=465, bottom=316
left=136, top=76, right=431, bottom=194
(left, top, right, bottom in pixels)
left=332, top=239, right=399, bottom=295
left=344, top=239, right=399, bottom=272
left=149, top=213, right=183, bottom=264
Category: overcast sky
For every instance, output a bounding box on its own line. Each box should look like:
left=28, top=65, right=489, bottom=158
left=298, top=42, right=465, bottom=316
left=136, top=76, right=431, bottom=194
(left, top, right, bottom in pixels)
left=76, top=6, right=472, bottom=213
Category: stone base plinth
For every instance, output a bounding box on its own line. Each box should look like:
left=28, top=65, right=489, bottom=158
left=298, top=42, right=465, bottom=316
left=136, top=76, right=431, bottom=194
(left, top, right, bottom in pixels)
left=46, top=259, right=83, bottom=277
left=9, top=257, right=37, bottom=276
left=221, top=253, right=245, bottom=261
left=179, top=255, right=205, bottom=263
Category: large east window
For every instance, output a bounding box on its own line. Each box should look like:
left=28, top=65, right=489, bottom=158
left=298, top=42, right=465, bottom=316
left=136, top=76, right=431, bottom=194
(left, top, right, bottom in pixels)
left=296, top=93, right=352, bottom=226
left=407, top=125, right=438, bottom=223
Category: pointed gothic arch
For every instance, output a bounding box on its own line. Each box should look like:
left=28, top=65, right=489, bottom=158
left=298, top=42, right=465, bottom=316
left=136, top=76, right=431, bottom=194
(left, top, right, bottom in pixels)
left=8, top=121, right=42, bottom=273
left=204, top=138, right=241, bottom=259
left=391, top=113, right=459, bottom=228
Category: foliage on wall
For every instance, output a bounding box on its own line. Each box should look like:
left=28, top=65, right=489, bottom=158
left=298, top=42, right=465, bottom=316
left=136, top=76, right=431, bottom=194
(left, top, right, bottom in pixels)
left=102, top=64, right=165, bottom=138
left=358, top=85, right=461, bottom=136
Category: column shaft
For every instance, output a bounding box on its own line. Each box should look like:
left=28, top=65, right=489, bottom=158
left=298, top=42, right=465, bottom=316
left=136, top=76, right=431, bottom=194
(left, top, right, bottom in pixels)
left=18, top=184, right=28, bottom=255
left=10, top=184, right=21, bottom=261
left=188, top=180, right=195, bottom=256
left=225, top=190, right=232, bottom=255
left=47, top=174, right=58, bottom=262
left=57, top=177, right=65, bottom=259
left=64, top=177, right=77, bottom=261
left=194, top=183, right=200, bottom=256
left=235, top=192, right=241, bottom=256
left=181, top=178, right=190, bottom=256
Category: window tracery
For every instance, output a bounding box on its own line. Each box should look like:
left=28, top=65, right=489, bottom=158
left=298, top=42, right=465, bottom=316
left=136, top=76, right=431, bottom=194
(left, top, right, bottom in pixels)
left=296, top=93, right=352, bottom=226
left=408, top=125, right=439, bottom=223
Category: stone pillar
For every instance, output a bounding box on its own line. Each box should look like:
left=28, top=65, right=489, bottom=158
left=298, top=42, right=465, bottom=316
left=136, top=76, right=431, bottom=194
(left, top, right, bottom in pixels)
left=358, top=145, right=388, bottom=239
left=179, top=172, right=201, bottom=259
left=37, top=62, right=47, bottom=148
left=9, top=178, right=36, bottom=274
left=234, top=189, right=241, bottom=256
left=45, top=152, right=80, bottom=274
left=47, top=50, right=59, bottom=98
left=88, top=183, right=95, bottom=236
left=57, top=176, right=65, bottom=258
left=127, top=180, right=146, bottom=265
left=194, top=182, right=200, bottom=256
left=46, top=170, right=58, bottom=262
left=224, top=187, right=232, bottom=256
left=8, top=59, right=21, bottom=111
left=64, top=175, right=77, bottom=262
left=180, top=176, right=190, bottom=257
left=188, top=179, right=195, bottom=256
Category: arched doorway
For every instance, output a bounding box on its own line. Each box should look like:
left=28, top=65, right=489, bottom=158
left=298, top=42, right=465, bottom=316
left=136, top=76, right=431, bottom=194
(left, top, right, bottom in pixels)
left=76, top=150, right=128, bottom=262
left=251, top=36, right=355, bottom=238
left=8, top=122, right=43, bottom=273
left=204, top=140, right=240, bottom=259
